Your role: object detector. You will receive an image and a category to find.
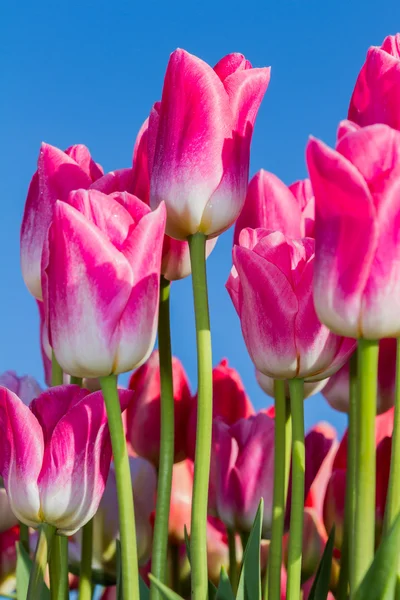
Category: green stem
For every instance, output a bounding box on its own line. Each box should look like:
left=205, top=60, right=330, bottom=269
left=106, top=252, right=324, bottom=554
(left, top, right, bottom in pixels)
left=70, top=376, right=83, bottom=386
left=240, top=531, right=250, bottom=553
left=51, top=352, right=63, bottom=386
left=27, top=524, right=56, bottom=600
left=150, top=277, right=175, bottom=600
left=19, top=522, right=30, bottom=554
left=49, top=535, right=69, bottom=600
left=337, top=353, right=357, bottom=600
left=267, top=380, right=290, bottom=600
left=78, top=519, right=93, bottom=600
left=227, top=528, right=238, bottom=594
left=188, top=232, right=213, bottom=600
left=100, top=375, right=139, bottom=600
left=353, top=339, right=379, bottom=592
left=286, top=378, right=305, bottom=600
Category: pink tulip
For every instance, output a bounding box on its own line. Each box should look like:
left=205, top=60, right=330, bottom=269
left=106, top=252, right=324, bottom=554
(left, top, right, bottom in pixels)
left=168, top=459, right=194, bottom=543
left=0, top=371, right=42, bottom=405
left=21, top=143, right=103, bottom=299
left=0, top=489, right=17, bottom=534
left=210, top=413, right=275, bottom=535
left=42, top=189, right=166, bottom=377
left=126, top=351, right=192, bottom=466
left=348, top=34, right=400, bottom=129
left=70, top=456, right=156, bottom=573
left=0, top=384, right=133, bottom=535
left=307, top=121, right=400, bottom=339
left=227, top=228, right=355, bottom=380
left=0, top=526, right=19, bottom=595
left=186, top=359, right=254, bottom=459
left=149, top=49, right=270, bottom=239
left=206, top=516, right=242, bottom=585
left=323, top=339, right=396, bottom=414
left=233, top=171, right=314, bottom=245
left=256, top=369, right=327, bottom=400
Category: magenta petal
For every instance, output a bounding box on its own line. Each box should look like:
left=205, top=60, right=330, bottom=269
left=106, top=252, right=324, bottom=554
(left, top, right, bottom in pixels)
left=214, top=53, right=252, bottom=81
left=223, top=67, right=271, bottom=134
left=65, top=144, right=104, bottom=181
left=0, top=387, right=43, bottom=526
left=132, top=118, right=151, bottom=204
left=90, top=168, right=136, bottom=195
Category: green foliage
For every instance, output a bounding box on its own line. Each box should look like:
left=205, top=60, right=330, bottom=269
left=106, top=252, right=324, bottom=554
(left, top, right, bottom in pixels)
left=236, top=499, right=264, bottom=600
left=215, top=566, right=235, bottom=600
left=307, top=527, right=335, bottom=600
left=148, top=574, right=185, bottom=600
left=16, top=542, right=50, bottom=600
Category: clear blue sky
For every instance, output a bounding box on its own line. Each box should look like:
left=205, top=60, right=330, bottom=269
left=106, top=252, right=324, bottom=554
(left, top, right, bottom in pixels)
left=1, top=0, right=399, bottom=435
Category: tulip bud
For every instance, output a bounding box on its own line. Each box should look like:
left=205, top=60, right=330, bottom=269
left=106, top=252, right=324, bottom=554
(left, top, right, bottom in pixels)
left=307, top=122, right=400, bottom=339
left=150, top=49, right=270, bottom=240
left=126, top=351, right=192, bottom=466
left=168, top=460, right=193, bottom=544
left=186, top=359, right=254, bottom=460
left=227, top=229, right=355, bottom=380
left=20, top=143, right=102, bottom=299
left=349, top=34, right=400, bottom=130
left=0, top=385, right=134, bottom=535
left=42, top=189, right=166, bottom=378
left=0, top=371, right=42, bottom=405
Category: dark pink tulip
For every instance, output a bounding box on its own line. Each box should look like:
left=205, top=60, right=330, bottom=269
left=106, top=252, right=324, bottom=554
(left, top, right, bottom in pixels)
left=233, top=170, right=315, bottom=245
left=21, top=143, right=103, bottom=299
left=42, top=189, right=166, bottom=377
left=150, top=49, right=270, bottom=239
left=307, top=122, right=400, bottom=339
left=210, top=413, right=275, bottom=535
left=349, top=34, right=400, bottom=129
left=0, top=385, right=133, bottom=535
left=323, top=339, right=396, bottom=414
left=227, top=228, right=355, bottom=380
left=186, top=359, right=254, bottom=460
left=126, top=351, right=192, bottom=466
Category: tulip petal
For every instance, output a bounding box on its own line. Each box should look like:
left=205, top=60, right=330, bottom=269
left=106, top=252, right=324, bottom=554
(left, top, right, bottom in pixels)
left=0, top=387, right=43, bottom=527
left=150, top=49, right=232, bottom=239
left=90, top=168, right=136, bottom=195
left=43, top=201, right=133, bottom=377
left=223, top=67, right=271, bottom=135
left=213, top=53, right=252, bottom=81
left=307, top=137, right=377, bottom=337
left=132, top=118, right=151, bottom=203
left=65, top=145, right=104, bottom=181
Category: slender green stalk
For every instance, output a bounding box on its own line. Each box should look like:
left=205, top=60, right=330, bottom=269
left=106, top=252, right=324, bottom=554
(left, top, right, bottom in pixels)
left=27, top=524, right=56, bottom=600
left=51, top=352, right=63, bottom=386
left=337, top=353, right=357, bottom=600
left=70, top=376, right=83, bottom=386
left=100, top=375, right=139, bottom=600
left=78, top=519, right=93, bottom=600
left=49, top=535, right=69, bottom=600
left=267, top=380, right=290, bottom=600
left=227, top=528, right=238, bottom=594
left=19, top=522, right=30, bottom=553
left=353, top=339, right=379, bottom=592
left=286, top=378, right=305, bottom=600
left=188, top=232, right=213, bottom=600
left=240, top=531, right=250, bottom=553
left=150, top=277, right=175, bottom=600
left=170, top=543, right=181, bottom=594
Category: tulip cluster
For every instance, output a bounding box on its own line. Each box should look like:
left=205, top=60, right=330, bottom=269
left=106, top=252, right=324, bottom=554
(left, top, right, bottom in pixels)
left=1, top=32, right=400, bottom=600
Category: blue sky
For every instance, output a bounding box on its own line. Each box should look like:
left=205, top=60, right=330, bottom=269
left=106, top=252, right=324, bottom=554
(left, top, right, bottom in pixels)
left=1, top=0, right=399, bottom=435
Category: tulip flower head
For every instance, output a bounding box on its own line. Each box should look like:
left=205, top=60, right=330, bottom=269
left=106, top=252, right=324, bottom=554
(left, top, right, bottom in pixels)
left=0, top=385, right=133, bottom=535
left=0, top=371, right=42, bottom=405
left=42, top=188, right=166, bottom=378
left=149, top=49, right=271, bottom=240
left=307, top=121, right=400, bottom=339
left=227, top=228, right=355, bottom=380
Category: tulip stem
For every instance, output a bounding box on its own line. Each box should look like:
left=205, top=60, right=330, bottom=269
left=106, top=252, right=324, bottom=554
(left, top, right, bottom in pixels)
left=267, top=380, right=291, bottom=600
left=337, top=353, right=357, bottom=600
left=188, top=232, right=213, bottom=600
left=353, top=339, right=379, bottom=592
left=51, top=352, right=63, bottom=386
left=150, top=276, right=175, bottom=600
left=27, top=524, right=56, bottom=600
left=100, top=375, right=140, bottom=600
left=78, top=519, right=93, bottom=600
left=286, top=378, right=305, bottom=600
left=70, top=376, right=83, bottom=386
left=19, top=522, right=30, bottom=553
left=227, top=528, right=238, bottom=594
left=49, top=535, right=69, bottom=600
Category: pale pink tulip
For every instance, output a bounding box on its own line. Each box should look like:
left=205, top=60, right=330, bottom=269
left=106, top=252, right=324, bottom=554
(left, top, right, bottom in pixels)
left=307, top=121, right=400, bottom=339
left=227, top=228, right=355, bottom=379
left=42, top=189, right=166, bottom=377
left=0, top=385, right=133, bottom=535
left=150, top=49, right=270, bottom=239
left=349, top=34, right=400, bottom=129
left=0, top=371, right=42, bottom=405
left=168, top=459, right=193, bottom=544
left=21, top=143, right=103, bottom=299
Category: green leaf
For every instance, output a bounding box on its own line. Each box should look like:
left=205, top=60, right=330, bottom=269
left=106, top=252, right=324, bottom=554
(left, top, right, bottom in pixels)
left=140, top=575, right=150, bottom=600
left=184, top=525, right=191, bottom=564
left=354, top=513, right=400, bottom=600
left=116, top=539, right=122, bottom=600
left=236, top=499, right=264, bottom=600
left=16, top=541, right=51, bottom=600
left=208, top=579, right=218, bottom=600
left=307, top=526, right=335, bottom=600
left=148, top=574, right=185, bottom=600
left=216, top=566, right=235, bottom=600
